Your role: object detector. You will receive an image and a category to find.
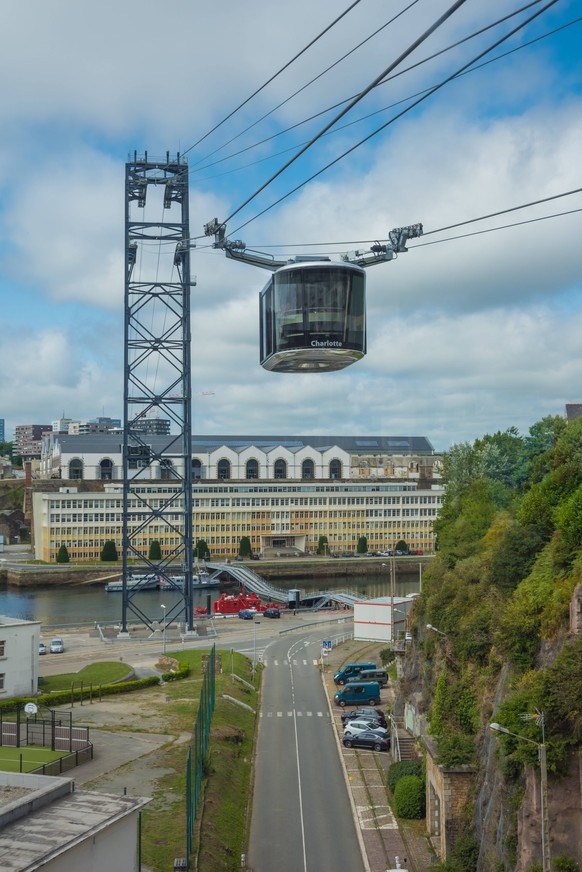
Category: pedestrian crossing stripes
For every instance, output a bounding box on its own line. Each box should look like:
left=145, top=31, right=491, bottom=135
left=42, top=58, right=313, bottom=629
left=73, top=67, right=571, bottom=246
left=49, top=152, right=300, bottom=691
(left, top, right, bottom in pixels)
left=261, top=711, right=326, bottom=718
left=263, top=659, right=320, bottom=667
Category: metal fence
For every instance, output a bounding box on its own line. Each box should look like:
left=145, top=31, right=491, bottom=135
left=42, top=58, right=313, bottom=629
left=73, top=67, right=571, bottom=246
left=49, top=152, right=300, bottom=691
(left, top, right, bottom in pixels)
left=185, top=644, right=216, bottom=866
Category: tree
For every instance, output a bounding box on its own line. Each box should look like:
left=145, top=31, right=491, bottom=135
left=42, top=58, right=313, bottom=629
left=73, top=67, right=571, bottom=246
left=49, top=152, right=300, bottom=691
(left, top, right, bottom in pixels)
left=56, top=544, right=70, bottom=564
left=0, top=441, right=14, bottom=459
left=238, top=536, right=252, bottom=558
left=356, top=535, right=368, bottom=554
left=395, top=539, right=409, bottom=553
left=195, top=539, right=210, bottom=560
left=148, top=540, right=162, bottom=561
left=316, top=535, right=329, bottom=555
left=100, top=540, right=118, bottom=562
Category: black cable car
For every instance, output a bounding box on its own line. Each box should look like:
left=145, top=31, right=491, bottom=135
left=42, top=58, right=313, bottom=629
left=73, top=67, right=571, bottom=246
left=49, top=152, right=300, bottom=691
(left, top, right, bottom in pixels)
left=259, top=259, right=366, bottom=372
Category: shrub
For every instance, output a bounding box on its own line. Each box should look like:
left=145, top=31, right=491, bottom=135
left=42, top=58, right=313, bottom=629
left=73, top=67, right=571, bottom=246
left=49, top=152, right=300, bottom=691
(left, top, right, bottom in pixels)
left=56, top=544, right=70, bottom=564
left=436, top=732, right=475, bottom=766
left=148, top=539, right=162, bottom=560
left=387, top=760, right=422, bottom=793
left=161, top=663, right=190, bottom=682
left=554, top=855, right=580, bottom=872
left=379, top=647, right=395, bottom=666
left=100, top=539, right=118, bottom=561
left=394, top=774, right=425, bottom=819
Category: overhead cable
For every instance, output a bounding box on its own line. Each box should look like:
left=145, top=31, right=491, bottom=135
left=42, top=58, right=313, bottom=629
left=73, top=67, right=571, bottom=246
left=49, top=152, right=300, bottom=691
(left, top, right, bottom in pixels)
left=228, top=0, right=560, bottom=237
left=191, top=0, right=422, bottom=170
left=182, top=0, right=363, bottom=158
left=193, top=0, right=549, bottom=177
left=222, top=0, right=469, bottom=226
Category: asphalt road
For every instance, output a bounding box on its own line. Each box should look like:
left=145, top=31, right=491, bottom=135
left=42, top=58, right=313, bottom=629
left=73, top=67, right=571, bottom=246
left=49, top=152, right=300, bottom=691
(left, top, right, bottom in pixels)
left=248, top=630, right=365, bottom=872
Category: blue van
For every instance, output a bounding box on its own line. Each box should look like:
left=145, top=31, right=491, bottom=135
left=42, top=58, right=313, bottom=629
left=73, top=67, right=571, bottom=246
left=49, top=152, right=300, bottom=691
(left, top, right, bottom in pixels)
left=334, top=681, right=382, bottom=707
left=333, top=662, right=377, bottom=686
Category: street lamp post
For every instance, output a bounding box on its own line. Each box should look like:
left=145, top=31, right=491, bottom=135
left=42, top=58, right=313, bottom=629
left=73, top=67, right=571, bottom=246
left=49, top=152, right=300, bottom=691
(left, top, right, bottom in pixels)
left=426, top=623, right=447, bottom=636
left=489, top=714, right=550, bottom=872
left=160, top=604, right=167, bottom=654
left=253, top=620, right=261, bottom=673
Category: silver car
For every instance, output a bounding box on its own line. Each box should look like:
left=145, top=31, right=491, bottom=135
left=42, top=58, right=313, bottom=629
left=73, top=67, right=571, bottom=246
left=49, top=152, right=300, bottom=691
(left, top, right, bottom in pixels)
left=343, top=718, right=389, bottom=739
left=49, top=637, right=64, bottom=653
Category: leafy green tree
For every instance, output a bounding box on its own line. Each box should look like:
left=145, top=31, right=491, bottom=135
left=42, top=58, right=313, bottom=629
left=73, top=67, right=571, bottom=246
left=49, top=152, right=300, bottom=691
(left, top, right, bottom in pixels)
left=238, top=536, right=252, bottom=558
left=356, top=535, right=368, bottom=554
left=554, top=484, right=582, bottom=552
left=488, top=522, right=547, bottom=592
left=100, top=540, right=118, bottom=562
left=0, top=441, right=14, bottom=459
left=316, top=535, right=329, bottom=555
left=56, top=544, right=70, bottom=564
left=148, top=540, right=162, bottom=561
left=395, top=539, right=408, bottom=553
left=194, top=539, right=210, bottom=560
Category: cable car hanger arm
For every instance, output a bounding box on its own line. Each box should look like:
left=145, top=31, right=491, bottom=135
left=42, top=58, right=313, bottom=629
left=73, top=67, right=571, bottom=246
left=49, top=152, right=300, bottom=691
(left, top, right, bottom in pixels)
left=203, top=218, right=422, bottom=271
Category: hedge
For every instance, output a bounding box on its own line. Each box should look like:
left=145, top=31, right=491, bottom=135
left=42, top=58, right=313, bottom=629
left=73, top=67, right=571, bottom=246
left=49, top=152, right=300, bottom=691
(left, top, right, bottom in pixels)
left=0, top=675, right=163, bottom=713
left=394, top=774, right=426, bottom=819
left=387, top=760, right=422, bottom=793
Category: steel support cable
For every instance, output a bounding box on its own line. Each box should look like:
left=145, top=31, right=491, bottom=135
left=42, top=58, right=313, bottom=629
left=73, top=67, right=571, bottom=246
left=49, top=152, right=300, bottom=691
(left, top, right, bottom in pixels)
left=411, top=207, right=582, bottom=247
left=222, top=0, right=469, bottom=227
left=190, top=0, right=422, bottom=170
left=240, top=188, right=582, bottom=250
left=182, top=0, right=364, bottom=159
left=192, top=0, right=548, bottom=177
left=228, top=0, right=560, bottom=237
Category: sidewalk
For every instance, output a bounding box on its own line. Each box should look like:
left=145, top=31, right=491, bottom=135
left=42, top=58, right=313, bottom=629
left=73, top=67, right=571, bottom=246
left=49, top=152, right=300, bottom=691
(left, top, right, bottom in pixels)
left=323, top=639, right=435, bottom=872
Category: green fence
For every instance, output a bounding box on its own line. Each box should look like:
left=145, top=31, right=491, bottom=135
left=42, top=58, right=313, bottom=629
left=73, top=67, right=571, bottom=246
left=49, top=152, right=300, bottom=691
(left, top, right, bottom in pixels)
left=185, top=644, right=216, bottom=866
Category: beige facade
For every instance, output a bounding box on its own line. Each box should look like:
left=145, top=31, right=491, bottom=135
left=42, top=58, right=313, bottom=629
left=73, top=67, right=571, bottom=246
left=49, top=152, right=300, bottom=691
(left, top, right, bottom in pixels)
left=32, top=479, right=443, bottom=563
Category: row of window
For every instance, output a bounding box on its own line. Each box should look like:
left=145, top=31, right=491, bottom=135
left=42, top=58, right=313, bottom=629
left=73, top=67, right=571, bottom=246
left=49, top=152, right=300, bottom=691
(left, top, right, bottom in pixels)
left=67, top=457, right=344, bottom=481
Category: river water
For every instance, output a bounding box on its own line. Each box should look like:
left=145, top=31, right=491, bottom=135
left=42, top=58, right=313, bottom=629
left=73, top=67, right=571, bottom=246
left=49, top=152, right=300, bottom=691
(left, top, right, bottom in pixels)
left=0, top=572, right=421, bottom=627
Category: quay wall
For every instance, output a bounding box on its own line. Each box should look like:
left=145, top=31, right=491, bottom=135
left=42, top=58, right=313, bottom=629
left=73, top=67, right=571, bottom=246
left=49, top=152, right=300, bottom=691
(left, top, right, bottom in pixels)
left=0, top=558, right=430, bottom=588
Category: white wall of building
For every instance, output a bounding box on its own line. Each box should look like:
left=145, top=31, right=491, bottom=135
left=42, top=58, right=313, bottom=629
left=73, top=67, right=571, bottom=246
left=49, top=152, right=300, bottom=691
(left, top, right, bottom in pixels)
left=0, top=616, right=40, bottom=698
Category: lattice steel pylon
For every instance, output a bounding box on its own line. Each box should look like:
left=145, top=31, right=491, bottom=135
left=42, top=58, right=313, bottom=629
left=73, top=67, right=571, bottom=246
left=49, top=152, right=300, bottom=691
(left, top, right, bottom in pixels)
left=122, top=151, right=194, bottom=633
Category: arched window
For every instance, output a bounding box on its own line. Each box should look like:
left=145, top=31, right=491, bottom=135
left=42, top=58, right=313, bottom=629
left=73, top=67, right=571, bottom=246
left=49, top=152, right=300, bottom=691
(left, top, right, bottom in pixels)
left=274, top=459, right=287, bottom=479
left=302, top=459, right=314, bottom=480
left=192, top=458, right=202, bottom=480
left=99, top=458, right=113, bottom=481
left=69, top=458, right=83, bottom=480
left=246, top=459, right=259, bottom=480
left=217, top=459, right=231, bottom=480
left=329, top=459, right=342, bottom=480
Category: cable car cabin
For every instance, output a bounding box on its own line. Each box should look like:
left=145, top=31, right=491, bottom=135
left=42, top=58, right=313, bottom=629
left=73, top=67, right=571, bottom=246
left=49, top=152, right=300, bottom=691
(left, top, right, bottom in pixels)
left=259, top=259, right=366, bottom=372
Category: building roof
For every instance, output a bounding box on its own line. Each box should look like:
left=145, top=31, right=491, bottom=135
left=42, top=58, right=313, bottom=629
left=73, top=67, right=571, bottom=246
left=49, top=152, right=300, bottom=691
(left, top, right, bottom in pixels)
left=0, top=773, right=149, bottom=870
left=51, top=433, right=436, bottom=455
left=565, top=404, right=582, bottom=421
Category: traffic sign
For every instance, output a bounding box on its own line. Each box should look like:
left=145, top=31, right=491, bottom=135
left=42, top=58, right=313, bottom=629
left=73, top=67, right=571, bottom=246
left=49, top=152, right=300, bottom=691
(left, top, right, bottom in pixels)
left=322, top=640, right=332, bottom=651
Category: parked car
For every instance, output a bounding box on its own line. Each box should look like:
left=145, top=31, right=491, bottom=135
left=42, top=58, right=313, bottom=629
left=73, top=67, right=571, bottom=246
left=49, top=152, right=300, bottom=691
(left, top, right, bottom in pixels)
left=343, top=719, right=390, bottom=740
left=234, top=555, right=244, bottom=561
left=49, top=637, right=64, bottom=653
left=238, top=609, right=255, bottom=620
left=264, top=607, right=280, bottom=618
left=343, top=730, right=390, bottom=752
left=250, top=554, right=261, bottom=560
left=38, top=641, right=46, bottom=655
left=341, top=708, right=387, bottom=728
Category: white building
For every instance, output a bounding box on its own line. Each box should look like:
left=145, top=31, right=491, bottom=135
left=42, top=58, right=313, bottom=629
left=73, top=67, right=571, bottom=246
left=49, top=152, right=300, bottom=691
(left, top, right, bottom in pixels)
left=353, top=596, right=416, bottom=643
left=39, top=433, right=442, bottom=483
left=0, top=771, right=149, bottom=871
left=0, top=615, right=40, bottom=698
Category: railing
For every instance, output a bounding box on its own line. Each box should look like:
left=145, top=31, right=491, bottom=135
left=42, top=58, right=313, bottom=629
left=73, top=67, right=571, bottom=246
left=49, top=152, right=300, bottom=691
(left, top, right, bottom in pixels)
left=30, top=743, right=94, bottom=776
left=389, top=714, right=401, bottom=762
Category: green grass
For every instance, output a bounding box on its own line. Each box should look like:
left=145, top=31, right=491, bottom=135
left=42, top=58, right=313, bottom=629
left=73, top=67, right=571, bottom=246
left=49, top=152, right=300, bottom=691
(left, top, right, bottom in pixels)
left=38, top=661, right=133, bottom=692
left=0, top=745, right=67, bottom=773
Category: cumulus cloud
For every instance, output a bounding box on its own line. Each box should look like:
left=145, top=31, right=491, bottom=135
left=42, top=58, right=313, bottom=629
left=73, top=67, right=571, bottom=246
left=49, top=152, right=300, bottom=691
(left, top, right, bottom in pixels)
left=0, top=1, right=580, bottom=449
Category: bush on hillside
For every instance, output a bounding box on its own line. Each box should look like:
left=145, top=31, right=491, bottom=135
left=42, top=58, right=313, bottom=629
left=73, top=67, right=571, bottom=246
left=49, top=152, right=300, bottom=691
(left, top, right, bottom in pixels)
left=387, top=760, right=422, bottom=793
left=393, top=774, right=425, bottom=819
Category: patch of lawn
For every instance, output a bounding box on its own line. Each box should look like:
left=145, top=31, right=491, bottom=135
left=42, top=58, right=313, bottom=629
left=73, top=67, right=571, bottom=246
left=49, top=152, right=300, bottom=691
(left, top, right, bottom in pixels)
left=0, top=745, right=67, bottom=773
left=39, top=661, right=133, bottom=692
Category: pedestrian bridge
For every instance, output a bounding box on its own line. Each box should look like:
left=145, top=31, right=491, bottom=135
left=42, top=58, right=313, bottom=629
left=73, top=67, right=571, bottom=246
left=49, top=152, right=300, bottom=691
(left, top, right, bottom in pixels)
left=206, top=563, right=365, bottom=609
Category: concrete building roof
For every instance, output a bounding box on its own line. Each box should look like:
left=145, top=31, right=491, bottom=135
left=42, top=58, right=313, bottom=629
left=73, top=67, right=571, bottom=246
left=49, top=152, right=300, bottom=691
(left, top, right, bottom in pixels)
left=0, top=772, right=149, bottom=870
left=51, top=433, right=436, bottom=455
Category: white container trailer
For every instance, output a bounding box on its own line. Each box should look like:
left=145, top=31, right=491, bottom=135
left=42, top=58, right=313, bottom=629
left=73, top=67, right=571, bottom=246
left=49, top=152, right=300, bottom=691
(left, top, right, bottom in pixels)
left=353, top=597, right=413, bottom=643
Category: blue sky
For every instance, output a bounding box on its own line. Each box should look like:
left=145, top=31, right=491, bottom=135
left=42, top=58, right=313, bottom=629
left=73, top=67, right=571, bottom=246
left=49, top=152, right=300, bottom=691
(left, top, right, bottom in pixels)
left=0, top=0, right=581, bottom=451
